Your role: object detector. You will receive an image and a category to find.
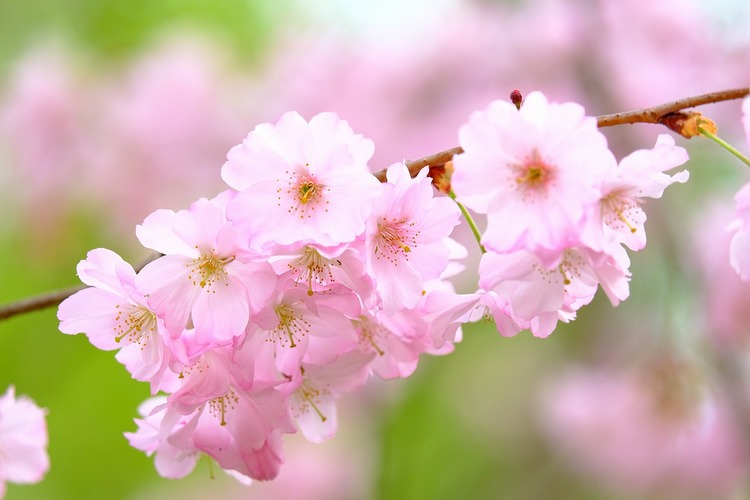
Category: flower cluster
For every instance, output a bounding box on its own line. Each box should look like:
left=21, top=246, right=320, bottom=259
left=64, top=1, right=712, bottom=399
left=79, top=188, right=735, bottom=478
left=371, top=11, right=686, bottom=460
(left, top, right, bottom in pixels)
left=58, top=111, right=468, bottom=482
left=57, top=93, right=691, bottom=483
left=452, top=92, right=689, bottom=337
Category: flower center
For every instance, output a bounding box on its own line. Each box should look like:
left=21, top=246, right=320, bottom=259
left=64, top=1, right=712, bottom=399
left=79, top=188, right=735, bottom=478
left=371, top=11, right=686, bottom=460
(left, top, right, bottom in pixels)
left=187, top=250, right=234, bottom=291
left=603, top=191, right=638, bottom=233
left=374, top=218, right=418, bottom=263
left=294, top=378, right=329, bottom=422
left=277, top=164, right=329, bottom=219
left=113, top=304, right=157, bottom=344
left=298, top=182, right=318, bottom=204
left=513, top=150, right=556, bottom=198
left=289, top=246, right=338, bottom=296
left=208, top=388, right=239, bottom=426
left=356, top=317, right=386, bottom=356
left=271, top=304, right=310, bottom=348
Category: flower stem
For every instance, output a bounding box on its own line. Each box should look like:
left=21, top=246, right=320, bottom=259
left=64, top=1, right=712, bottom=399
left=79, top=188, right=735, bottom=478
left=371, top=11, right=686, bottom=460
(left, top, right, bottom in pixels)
left=698, top=127, right=750, bottom=169
left=448, top=190, right=486, bottom=254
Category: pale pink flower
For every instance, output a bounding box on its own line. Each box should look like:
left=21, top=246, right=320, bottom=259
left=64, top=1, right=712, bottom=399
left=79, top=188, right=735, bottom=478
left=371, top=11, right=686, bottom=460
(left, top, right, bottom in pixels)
left=57, top=248, right=172, bottom=392
left=693, top=203, right=750, bottom=347
left=267, top=242, right=374, bottom=303
left=479, top=244, right=630, bottom=338
left=353, top=284, right=461, bottom=380
left=128, top=349, right=295, bottom=482
left=0, top=386, right=49, bottom=497
left=136, top=196, right=276, bottom=344
left=247, top=274, right=362, bottom=376
left=282, top=351, right=373, bottom=443
left=732, top=99, right=750, bottom=280
left=729, top=181, right=750, bottom=281
left=222, top=111, right=382, bottom=247
left=582, top=134, right=689, bottom=251
left=365, top=163, right=460, bottom=313
left=125, top=397, right=199, bottom=479
left=452, top=91, right=616, bottom=254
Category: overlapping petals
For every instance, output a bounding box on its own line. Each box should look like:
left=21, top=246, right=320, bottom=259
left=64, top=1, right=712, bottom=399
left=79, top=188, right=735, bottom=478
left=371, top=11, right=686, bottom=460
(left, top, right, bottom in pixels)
left=59, top=100, right=691, bottom=484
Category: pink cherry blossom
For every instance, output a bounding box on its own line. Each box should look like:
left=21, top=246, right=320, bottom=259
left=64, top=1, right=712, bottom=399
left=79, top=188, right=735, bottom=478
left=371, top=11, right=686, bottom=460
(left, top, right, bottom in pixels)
left=282, top=351, right=373, bottom=443
left=729, top=181, right=750, bottom=281
left=0, top=386, right=49, bottom=497
left=57, top=248, right=172, bottom=392
left=452, top=91, right=616, bottom=254
left=267, top=242, right=374, bottom=303
left=247, top=274, right=362, bottom=376
left=730, top=98, right=750, bottom=280
left=353, top=284, right=461, bottom=380
left=582, top=134, right=689, bottom=251
left=365, top=163, right=461, bottom=313
left=479, top=244, right=630, bottom=338
left=136, top=196, right=276, bottom=345
left=222, top=111, right=382, bottom=247
left=538, top=363, right=748, bottom=497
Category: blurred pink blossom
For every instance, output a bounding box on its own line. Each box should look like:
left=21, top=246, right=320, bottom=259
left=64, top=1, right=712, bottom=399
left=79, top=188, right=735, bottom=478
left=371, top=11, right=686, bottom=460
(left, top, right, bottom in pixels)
left=0, top=386, right=49, bottom=498
left=538, top=362, right=748, bottom=498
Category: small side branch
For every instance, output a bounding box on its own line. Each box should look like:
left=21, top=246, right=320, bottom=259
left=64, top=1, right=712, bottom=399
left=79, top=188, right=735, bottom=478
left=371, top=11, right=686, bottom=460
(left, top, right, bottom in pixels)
left=0, top=286, right=85, bottom=320
left=596, top=88, right=750, bottom=127
left=0, top=252, right=162, bottom=322
left=379, top=87, right=750, bottom=179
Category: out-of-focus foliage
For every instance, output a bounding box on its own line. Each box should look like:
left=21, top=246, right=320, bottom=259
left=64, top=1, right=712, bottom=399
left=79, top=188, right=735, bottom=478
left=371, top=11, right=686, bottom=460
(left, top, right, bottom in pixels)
left=0, top=0, right=289, bottom=67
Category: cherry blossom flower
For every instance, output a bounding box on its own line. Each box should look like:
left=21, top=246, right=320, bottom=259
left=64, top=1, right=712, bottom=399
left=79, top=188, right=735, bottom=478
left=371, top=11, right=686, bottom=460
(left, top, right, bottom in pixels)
left=281, top=351, right=374, bottom=443
left=136, top=196, right=276, bottom=345
left=729, top=182, right=750, bottom=281
left=365, top=163, right=461, bottom=313
left=57, top=248, right=172, bottom=392
left=222, top=111, right=382, bottom=247
left=267, top=242, right=374, bottom=303
left=729, top=98, right=750, bottom=280
left=582, top=134, right=689, bottom=251
left=478, top=244, right=630, bottom=338
left=0, top=386, right=49, bottom=497
left=452, top=91, right=616, bottom=255
left=247, top=274, right=362, bottom=376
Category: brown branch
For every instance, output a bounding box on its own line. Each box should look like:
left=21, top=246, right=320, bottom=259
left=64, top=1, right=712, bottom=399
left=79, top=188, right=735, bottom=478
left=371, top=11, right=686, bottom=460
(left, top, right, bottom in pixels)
left=0, top=285, right=86, bottom=320
left=375, top=87, right=750, bottom=180
left=2, top=88, right=749, bottom=323
left=0, top=252, right=162, bottom=321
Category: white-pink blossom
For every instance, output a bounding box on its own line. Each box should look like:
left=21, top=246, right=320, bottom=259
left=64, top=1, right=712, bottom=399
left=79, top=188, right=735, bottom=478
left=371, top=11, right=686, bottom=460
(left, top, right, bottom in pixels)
left=582, top=134, right=689, bottom=251
left=57, top=248, right=173, bottom=393
left=222, top=111, right=382, bottom=247
left=452, top=91, right=616, bottom=255
left=729, top=181, right=750, bottom=281
left=478, top=244, right=630, bottom=338
left=365, top=163, right=461, bottom=313
left=136, top=196, right=276, bottom=345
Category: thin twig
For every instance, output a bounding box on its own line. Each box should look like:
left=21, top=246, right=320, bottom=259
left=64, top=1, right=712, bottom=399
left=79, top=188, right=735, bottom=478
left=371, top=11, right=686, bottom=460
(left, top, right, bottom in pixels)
left=0, top=285, right=86, bottom=321
left=375, top=87, right=750, bottom=180
left=2, top=87, right=749, bottom=322
left=0, top=252, right=162, bottom=321
left=596, top=88, right=750, bottom=127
